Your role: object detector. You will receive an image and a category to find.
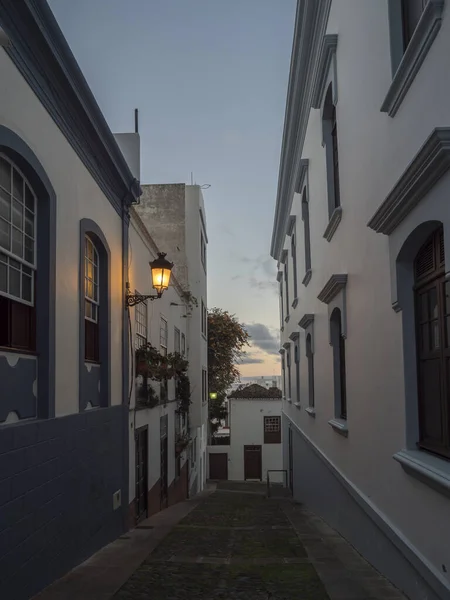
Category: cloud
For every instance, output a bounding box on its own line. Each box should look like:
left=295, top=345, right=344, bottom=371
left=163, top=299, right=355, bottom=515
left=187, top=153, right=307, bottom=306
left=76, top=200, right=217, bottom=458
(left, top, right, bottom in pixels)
left=239, top=354, right=264, bottom=365
left=248, top=277, right=277, bottom=292
left=245, top=323, right=280, bottom=355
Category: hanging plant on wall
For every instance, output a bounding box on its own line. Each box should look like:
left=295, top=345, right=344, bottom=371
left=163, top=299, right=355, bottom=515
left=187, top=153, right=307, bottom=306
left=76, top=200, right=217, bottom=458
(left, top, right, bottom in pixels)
left=135, top=343, right=191, bottom=410
left=175, top=432, right=191, bottom=455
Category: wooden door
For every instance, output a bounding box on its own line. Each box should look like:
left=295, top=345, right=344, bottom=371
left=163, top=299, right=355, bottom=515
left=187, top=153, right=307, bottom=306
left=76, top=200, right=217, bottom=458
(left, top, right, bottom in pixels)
left=244, top=445, right=262, bottom=480
left=135, top=426, right=148, bottom=523
left=160, top=415, right=168, bottom=509
left=209, top=453, right=228, bottom=480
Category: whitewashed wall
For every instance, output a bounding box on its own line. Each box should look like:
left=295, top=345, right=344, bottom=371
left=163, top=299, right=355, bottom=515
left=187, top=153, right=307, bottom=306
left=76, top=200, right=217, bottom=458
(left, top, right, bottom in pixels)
left=225, top=398, right=283, bottom=482
left=0, top=49, right=124, bottom=418
left=280, top=0, right=450, bottom=582
left=127, top=215, right=188, bottom=505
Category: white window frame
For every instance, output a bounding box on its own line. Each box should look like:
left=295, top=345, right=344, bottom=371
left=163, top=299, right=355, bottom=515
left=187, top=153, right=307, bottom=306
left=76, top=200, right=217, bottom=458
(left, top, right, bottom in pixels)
left=0, top=154, right=37, bottom=306
left=160, top=315, right=168, bottom=356
left=174, top=326, right=181, bottom=354
left=181, top=332, right=186, bottom=356
left=135, top=293, right=148, bottom=349
left=84, top=235, right=99, bottom=323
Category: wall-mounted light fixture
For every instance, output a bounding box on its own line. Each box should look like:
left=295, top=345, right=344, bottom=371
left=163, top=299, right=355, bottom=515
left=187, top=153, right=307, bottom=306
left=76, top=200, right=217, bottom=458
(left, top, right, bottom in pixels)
left=126, top=252, right=174, bottom=307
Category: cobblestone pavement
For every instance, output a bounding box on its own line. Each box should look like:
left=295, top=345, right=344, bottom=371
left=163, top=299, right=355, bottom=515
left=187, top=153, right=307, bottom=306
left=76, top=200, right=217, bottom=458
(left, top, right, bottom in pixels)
left=113, top=485, right=407, bottom=600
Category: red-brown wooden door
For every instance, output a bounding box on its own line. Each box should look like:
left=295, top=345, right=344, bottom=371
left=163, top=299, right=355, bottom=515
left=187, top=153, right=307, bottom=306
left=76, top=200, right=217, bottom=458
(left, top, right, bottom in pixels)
left=209, top=453, right=228, bottom=480
left=244, top=445, right=262, bottom=480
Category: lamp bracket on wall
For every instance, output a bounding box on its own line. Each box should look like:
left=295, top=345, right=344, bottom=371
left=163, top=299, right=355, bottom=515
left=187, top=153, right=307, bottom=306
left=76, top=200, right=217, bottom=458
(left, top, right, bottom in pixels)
left=126, top=292, right=162, bottom=307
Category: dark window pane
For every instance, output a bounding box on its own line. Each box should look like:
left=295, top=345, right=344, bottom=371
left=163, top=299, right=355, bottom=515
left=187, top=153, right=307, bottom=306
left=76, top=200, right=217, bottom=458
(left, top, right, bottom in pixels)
left=431, top=321, right=440, bottom=350
left=22, top=273, right=32, bottom=302
left=85, top=318, right=99, bottom=362
left=0, top=218, right=10, bottom=251
left=11, top=227, right=23, bottom=258
left=24, top=236, right=34, bottom=264
left=428, top=287, right=438, bottom=319
left=0, top=158, right=11, bottom=192
left=445, top=282, right=450, bottom=315
left=9, top=265, right=20, bottom=298
left=12, top=199, right=22, bottom=229
left=10, top=300, right=35, bottom=350
left=0, top=295, right=8, bottom=346
left=25, top=185, right=34, bottom=211
left=446, top=317, right=450, bottom=349
left=12, top=170, right=23, bottom=202
left=419, top=358, right=444, bottom=445
left=0, top=261, right=6, bottom=293
left=0, top=188, right=11, bottom=221
left=25, top=210, right=34, bottom=238
left=420, top=323, right=429, bottom=352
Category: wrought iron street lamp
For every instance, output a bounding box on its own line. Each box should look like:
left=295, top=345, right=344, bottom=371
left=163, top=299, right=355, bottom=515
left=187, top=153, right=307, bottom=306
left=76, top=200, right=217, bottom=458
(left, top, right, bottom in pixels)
left=126, top=252, right=174, bottom=307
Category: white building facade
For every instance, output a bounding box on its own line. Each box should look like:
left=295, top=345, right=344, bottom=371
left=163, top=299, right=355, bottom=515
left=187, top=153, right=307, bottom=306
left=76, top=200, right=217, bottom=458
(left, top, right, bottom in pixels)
left=271, top=2, right=450, bottom=600
left=135, top=184, right=208, bottom=496
left=0, top=5, right=140, bottom=598
left=208, top=385, right=283, bottom=483
left=127, top=207, right=192, bottom=523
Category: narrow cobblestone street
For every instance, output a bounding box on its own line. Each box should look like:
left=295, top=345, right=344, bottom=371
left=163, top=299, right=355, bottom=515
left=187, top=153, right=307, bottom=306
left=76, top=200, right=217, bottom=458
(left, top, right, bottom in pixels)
left=113, top=483, right=407, bottom=600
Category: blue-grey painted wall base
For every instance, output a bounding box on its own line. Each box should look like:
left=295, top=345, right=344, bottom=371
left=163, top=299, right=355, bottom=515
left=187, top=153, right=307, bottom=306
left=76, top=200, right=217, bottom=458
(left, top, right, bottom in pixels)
left=0, top=405, right=128, bottom=600
left=283, top=412, right=450, bottom=600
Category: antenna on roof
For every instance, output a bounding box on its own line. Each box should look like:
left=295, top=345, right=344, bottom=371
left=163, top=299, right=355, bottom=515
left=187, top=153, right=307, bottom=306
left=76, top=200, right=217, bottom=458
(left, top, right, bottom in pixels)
left=134, top=108, right=139, bottom=134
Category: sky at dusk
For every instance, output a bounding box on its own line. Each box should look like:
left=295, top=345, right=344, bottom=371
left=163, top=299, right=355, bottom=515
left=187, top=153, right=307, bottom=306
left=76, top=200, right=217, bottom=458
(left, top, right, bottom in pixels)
left=48, top=0, right=296, bottom=377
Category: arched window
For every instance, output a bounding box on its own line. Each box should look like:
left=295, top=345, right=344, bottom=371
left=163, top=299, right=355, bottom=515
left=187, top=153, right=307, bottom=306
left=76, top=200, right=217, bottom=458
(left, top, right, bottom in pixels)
left=306, top=333, right=315, bottom=408
left=330, top=307, right=347, bottom=419
left=323, top=84, right=340, bottom=219
left=414, top=227, right=449, bottom=457
left=0, top=155, right=37, bottom=351
left=294, top=341, right=300, bottom=404
left=84, top=235, right=99, bottom=362
left=79, top=219, right=110, bottom=410
left=291, top=232, right=298, bottom=300
left=302, top=189, right=311, bottom=275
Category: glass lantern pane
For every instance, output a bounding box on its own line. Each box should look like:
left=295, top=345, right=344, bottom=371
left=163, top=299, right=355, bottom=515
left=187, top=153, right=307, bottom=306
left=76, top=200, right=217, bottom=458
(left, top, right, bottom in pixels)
left=0, top=158, right=11, bottom=192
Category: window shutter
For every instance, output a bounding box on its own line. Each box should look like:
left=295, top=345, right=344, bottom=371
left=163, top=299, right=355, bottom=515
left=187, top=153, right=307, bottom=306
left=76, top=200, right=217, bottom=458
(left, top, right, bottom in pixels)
left=415, top=236, right=435, bottom=281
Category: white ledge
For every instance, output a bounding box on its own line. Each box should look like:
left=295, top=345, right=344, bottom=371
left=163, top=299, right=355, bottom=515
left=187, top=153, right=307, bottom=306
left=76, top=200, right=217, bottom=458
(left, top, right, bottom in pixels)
left=302, top=269, right=312, bottom=287
left=294, top=402, right=301, bottom=409
left=367, top=128, right=450, bottom=234
left=381, top=0, right=444, bottom=117
left=305, top=407, right=316, bottom=418
left=393, top=449, right=450, bottom=499
left=323, top=206, right=342, bottom=241
left=328, top=418, right=348, bottom=437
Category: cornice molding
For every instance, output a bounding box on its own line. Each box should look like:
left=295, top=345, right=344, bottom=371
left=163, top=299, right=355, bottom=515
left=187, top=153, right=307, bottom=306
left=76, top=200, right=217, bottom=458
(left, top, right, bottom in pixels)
left=318, top=274, right=347, bottom=304
left=323, top=207, right=343, bottom=242
left=283, top=342, right=291, bottom=350
left=289, top=331, right=299, bottom=342
left=368, top=128, right=450, bottom=235
left=299, top=314, right=314, bottom=329
left=279, top=348, right=285, bottom=355
left=287, top=215, right=296, bottom=236
left=276, top=271, right=283, bottom=283
left=311, top=34, right=338, bottom=109
left=381, top=0, right=444, bottom=117
left=270, top=0, right=332, bottom=260
left=280, top=249, right=288, bottom=264
left=0, top=0, right=140, bottom=217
